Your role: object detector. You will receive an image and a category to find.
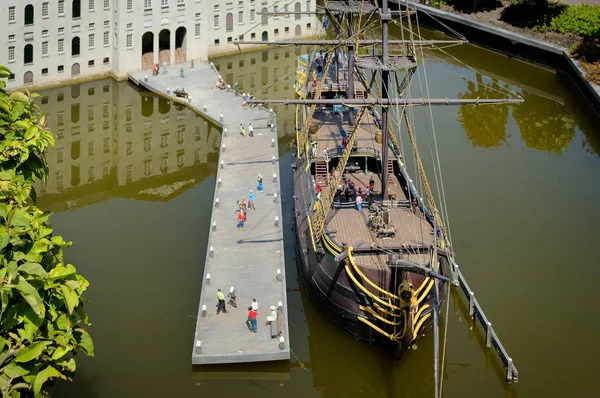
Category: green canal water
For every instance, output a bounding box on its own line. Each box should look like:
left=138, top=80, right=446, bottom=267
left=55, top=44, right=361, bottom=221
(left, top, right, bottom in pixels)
left=36, top=33, right=600, bottom=398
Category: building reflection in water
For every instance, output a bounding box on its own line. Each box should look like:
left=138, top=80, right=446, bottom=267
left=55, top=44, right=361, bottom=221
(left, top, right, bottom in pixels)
left=35, top=79, right=220, bottom=213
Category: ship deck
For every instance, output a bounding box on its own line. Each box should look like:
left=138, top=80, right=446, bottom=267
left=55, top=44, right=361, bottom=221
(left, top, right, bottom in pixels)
left=318, top=169, right=405, bottom=201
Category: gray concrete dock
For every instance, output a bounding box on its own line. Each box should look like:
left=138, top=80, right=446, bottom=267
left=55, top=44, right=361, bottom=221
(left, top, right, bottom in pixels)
left=129, top=61, right=289, bottom=364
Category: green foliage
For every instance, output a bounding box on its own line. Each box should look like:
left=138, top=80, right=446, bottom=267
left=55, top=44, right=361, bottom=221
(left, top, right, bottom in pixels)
left=546, top=4, right=600, bottom=37
left=0, top=66, right=93, bottom=398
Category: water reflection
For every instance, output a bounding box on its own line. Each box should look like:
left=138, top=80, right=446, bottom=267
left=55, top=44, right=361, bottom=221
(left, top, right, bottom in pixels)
left=512, top=91, right=576, bottom=153
left=35, top=79, right=220, bottom=213
left=457, top=73, right=510, bottom=148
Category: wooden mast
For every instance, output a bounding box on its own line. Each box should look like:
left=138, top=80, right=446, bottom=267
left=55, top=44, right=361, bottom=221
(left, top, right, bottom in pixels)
left=380, top=0, right=391, bottom=200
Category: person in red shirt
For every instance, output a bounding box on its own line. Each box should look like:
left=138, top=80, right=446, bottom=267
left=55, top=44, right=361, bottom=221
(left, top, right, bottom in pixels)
left=247, top=306, right=258, bottom=333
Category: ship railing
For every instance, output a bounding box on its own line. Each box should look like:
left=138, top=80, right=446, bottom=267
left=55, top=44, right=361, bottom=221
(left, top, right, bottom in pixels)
left=313, top=147, right=381, bottom=161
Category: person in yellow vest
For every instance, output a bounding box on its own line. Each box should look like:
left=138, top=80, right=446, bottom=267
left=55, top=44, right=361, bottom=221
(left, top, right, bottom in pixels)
left=216, top=289, right=228, bottom=314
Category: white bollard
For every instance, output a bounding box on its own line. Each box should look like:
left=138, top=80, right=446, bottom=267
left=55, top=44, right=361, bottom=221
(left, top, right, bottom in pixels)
left=271, top=138, right=275, bottom=147
left=188, top=96, right=192, bottom=103
left=212, top=221, right=217, bottom=231
left=276, top=269, right=282, bottom=281
left=203, top=104, right=207, bottom=112
left=209, top=246, right=214, bottom=258
left=201, top=305, right=207, bottom=317
left=227, top=84, right=231, bottom=90
left=271, top=123, right=275, bottom=132
left=278, top=301, right=283, bottom=309
left=279, top=336, right=285, bottom=350
left=217, top=178, right=222, bottom=187
left=274, top=216, right=279, bottom=227
left=273, top=173, right=277, bottom=183
left=206, top=273, right=211, bottom=284
left=167, top=87, right=171, bottom=94
left=223, top=127, right=227, bottom=136
left=210, top=62, right=214, bottom=66
left=272, top=155, right=277, bottom=164
left=220, top=160, right=224, bottom=169
left=215, top=198, right=219, bottom=207
left=144, top=75, right=148, bottom=82
left=269, top=108, right=273, bottom=114
left=196, top=341, right=202, bottom=353
left=219, top=114, right=224, bottom=122
left=222, top=143, right=226, bottom=152
left=273, top=192, right=278, bottom=203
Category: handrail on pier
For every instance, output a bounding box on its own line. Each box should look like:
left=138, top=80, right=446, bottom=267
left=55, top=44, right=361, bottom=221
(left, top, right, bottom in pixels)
left=452, top=261, right=519, bottom=382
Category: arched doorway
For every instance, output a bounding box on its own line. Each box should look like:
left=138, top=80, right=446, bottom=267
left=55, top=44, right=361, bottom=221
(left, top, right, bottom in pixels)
left=262, top=31, right=268, bottom=41
left=72, top=37, right=80, bottom=56
left=141, top=32, right=154, bottom=69
left=175, top=27, right=186, bottom=63
left=295, top=2, right=301, bottom=20
left=23, top=71, right=33, bottom=85
left=71, top=63, right=80, bottom=76
left=71, top=104, right=80, bottom=123
left=226, top=13, right=233, bottom=32
left=24, top=44, right=33, bottom=64
left=295, top=25, right=302, bottom=37
left=24, top=4, right=34, bottom=25
left=159, top=29, right=170, bottom=65
left=261, top=8, right=268, bottom=25
left=71, top=141, right=80, bottom=160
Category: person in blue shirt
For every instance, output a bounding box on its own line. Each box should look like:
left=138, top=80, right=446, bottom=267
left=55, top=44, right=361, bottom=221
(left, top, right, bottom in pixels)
left=248, top=190, right=256, bottom=210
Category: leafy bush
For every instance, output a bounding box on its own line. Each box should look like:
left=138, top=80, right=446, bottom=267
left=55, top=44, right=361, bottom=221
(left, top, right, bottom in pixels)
left=0, top=66, right=93, bottom=397
left=547, top=4, right=600, bottom=37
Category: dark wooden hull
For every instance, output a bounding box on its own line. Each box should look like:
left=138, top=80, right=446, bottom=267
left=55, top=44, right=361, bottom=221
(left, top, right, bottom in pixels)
left=293, top=159, right=446, bottom=350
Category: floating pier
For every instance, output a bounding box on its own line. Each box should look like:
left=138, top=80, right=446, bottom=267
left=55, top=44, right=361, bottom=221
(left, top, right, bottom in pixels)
left=129, top=62, right=289, bottom=364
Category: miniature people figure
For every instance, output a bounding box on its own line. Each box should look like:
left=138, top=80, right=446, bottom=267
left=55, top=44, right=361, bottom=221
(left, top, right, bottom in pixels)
left=248, top=190, right=256, bottom=210
left=216, top=289, right=228, bottom=314
left=257, top=174, right=264, bottom=192
left=237, top=210, right=245, bottom=229
left=251, top=298, right=258, bottom=311
left=356, top=194, right=363, bottom=212
left=248, top=123, right=254, bottom=137
left=240, top=123, right=244, bottom=135
left=235, top=82, right=239, bottom=96
left=180, top=66, right=184, bottom=78
left=241, top=126, right=247, bottom=136
left=248, top=306, right=258, bottom=333
left=227, top=287, right=237, bottom=308
left=162, top=61, right=167, bottom=74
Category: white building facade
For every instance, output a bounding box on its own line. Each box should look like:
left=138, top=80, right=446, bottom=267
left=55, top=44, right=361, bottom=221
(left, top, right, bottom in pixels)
left=1, top=0, right=318, bottom=90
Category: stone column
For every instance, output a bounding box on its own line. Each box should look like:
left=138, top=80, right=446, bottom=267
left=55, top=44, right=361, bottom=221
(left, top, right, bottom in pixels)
left=153, top=32, right=159, bottom=65
left=170, top=29, right=176, bottom=65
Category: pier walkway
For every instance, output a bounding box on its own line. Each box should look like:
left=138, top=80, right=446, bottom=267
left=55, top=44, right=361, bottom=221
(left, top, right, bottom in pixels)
left=129, top=61, right=289, bottom=364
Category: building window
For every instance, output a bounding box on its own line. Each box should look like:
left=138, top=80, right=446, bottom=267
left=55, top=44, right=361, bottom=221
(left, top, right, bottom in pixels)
left=126, top=22, right=133, bottom=30
left=126, top=34, right=132, bottom=48
left=274, top=28, right=279, bottom=36
left=127, top=0, right=132, bottom=11
left=87, top=106, right=94, bottom=120
left=214, top=15, right=219, bottom=28
left=9, top=6, right=16, bottom=22
left=161, top=0, right=168, bottom=6
left=58, top=39, right=64, bottom=54
left=89, top=34, right=95, bottom=48
left=41, top=96, right=48, bottom=104
left=57, top=150, right=63, bottom=163
left=9, top=34, right=16, bottom=42
left=89, top=0, right=95, bottom=11
left=214, top=39, right=219, bottom=45
left=103, top=57, right=109, bottom=65
left=103, top=138, right=110, bottom=153
left=103, top=31, right=109, bottom=46
left=195, top=12, right=200, bottom=19
left=58, top=27, right=65, bottom=35
left=103, top=103, right=109, bottom=117
left=306, top=0, right=311, bottom=11
left=88, top=59, right=94, bottom=67
left=250, top=9, right=255, bottom=22
left=42, top=2, right=49, bottom=17
left=195, top=23, right=201, bottom=37
left=24, top=44, right=33, bottom=65
left=88, top=141, right=95, bottom=155
left=58, top=65, right=64, bottom=72
left=285, top=26, right=289, bottom=34
left=57, top=112, right=64, bottom=125
left=25, top=5, right=34, bottom=26
left=73, top=0, right=81, bottom=19
left=42, top=30, right=49, bottom=37
left=8, top=47, right=15, bottom=62
left=104, top=20, right=109, bottom=28
left=307, top=22, right=311, bottom=29
left=42, top=41, right=48, bottom=56
left=227, top=37, right=232, bottom=43
left=88, top=87, right=95, bottom=95
left=126, top=106, right=132, bottom=121
left=250, top=32, right=255, bottom=39
left=226, top=13, right=233, bottom=31
left=89, top=22, right=95, bottom=30
left=58, top=1, right=65, bottom=15
left=177, top=0, right=185, bottom=4
left=238, top=11, right=243, bottom=23
left=214, top=5, right=219, bottom=11
left=144, top=0, right=151, bottom=9
left=72, top=37, right=80, bottom=56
